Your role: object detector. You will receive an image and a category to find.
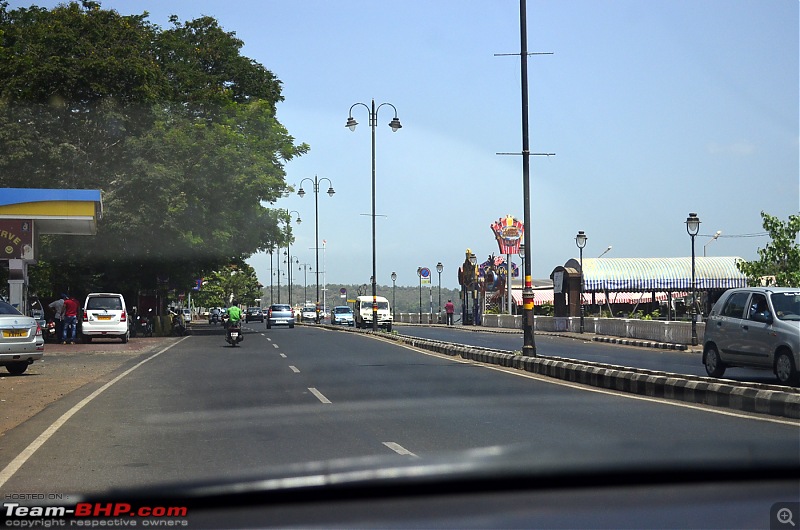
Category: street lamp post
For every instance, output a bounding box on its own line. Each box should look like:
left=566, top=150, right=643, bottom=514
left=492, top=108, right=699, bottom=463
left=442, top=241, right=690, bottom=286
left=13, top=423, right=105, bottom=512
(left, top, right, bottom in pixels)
left=575, top=230, right=587, bottom=334
left=283, top=210, right=301, bottom=308
left=346, top=99, right=402, bottom=331
left=298, top=263, right=311, bottom=304
left=704, top=230, right=721, bottom=257
left=298, top=176, right=334, bottom=323
left=436, top=262, right=443, bottom=321
left=391, top=272, right=397, bottom=323
left=469, top=252, right=477, bottom=325
left=417, top=267, right=422, bottom=321
left=686, top=213, right=701, bottom=346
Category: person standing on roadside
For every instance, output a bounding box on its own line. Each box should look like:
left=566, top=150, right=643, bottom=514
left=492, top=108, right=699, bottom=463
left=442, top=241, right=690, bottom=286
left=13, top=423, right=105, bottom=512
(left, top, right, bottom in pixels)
left=445, top=299, right=455, bottom=326
left=62, top=293, right=79, bottom=344
left=48, top=295, right=65, bottom=341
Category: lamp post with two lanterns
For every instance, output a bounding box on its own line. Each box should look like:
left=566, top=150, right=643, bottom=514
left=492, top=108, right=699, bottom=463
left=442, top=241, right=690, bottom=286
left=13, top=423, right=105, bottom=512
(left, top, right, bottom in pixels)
left=298, top=177, right=335, bottom=323
left=346, top=99, right=402, bottom=331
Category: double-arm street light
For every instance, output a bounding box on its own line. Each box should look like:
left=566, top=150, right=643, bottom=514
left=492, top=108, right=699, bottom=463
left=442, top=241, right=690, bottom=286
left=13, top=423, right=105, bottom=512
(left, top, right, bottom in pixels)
left=575, top=230, right=587, bottom=334
left=298, top=176, right=334, bottom=323
left=346, top=99, right=402, bottom=331
left=283, top=210, right=301, bottom=307
left=686, top=213, right=701, bottom=346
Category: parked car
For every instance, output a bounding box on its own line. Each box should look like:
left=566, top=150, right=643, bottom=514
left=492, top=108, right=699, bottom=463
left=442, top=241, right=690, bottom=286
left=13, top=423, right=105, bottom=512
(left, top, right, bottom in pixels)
left=245, top=307, right=264, bottom=323
left=703, top=287, right=800, bottom=385
left=0, top=299, right=44, bottom=375
left=182, top=308, right=192, bottom=324
left=301, top=305, right=317, bottom=322
left=266, top=304, right=294, bottom=329
left=82, top=293, right=130, bottom=343
left=330, top=306, right=355, bottom=326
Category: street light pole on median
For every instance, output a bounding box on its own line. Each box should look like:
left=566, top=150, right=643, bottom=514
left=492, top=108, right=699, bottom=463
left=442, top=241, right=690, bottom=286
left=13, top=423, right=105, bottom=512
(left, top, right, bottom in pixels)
left=298, top=176, right=335, bottom=323
left=347, top=99, right=402, bottom=331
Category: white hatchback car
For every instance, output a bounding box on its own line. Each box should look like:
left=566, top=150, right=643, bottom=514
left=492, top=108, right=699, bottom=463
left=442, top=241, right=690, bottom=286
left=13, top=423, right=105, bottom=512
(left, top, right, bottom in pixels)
left=81, top=293, right=129, bottom=343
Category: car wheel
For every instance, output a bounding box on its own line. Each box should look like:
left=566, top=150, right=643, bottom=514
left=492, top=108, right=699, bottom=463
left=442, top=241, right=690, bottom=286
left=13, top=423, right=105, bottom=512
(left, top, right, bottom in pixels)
left=289, top=324, right=294, bottom=329
left=775, top=350, right=799, bottom=386
left=83, top=335, right=92, bottom=343
left=121, top=333, right=129, bottom=344
left=703, top=345, right=726, bottom=378
left=267, top=323, right=271, bottom=329
left=6, top=362, right=28, bottom=375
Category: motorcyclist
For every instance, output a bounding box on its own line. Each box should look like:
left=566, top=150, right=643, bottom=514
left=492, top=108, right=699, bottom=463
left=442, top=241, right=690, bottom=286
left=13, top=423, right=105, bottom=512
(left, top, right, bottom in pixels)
left=227, top=301, right=242, bottom=327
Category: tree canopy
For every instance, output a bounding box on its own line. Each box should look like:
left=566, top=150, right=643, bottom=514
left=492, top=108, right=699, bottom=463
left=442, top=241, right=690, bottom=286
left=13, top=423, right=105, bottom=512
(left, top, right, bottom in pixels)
left=0, top=1, right=307, bottom=300
left=736, top=212, right=800, bottom=287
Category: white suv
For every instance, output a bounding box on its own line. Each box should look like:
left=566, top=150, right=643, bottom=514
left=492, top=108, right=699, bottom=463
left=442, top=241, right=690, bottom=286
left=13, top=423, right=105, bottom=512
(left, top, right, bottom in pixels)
left=82, top=293, right=129, bottom=343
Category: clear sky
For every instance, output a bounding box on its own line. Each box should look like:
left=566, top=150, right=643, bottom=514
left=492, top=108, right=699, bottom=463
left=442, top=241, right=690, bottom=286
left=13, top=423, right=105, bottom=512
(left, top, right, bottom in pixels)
left=10, top=0, right=799, bottom=290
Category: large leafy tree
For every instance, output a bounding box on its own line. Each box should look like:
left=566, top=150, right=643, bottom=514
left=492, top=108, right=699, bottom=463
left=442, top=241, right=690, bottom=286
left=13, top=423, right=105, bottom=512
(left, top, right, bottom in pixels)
left=0, top=1, right=306, bottom=300
left=737, top=212, right=800, bottom=287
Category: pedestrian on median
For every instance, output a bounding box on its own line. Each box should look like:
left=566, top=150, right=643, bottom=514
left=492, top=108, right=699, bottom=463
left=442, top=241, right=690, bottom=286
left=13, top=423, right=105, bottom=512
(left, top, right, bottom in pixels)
left=445, top=299, right=455, bottom=326
left=62, top=293, right=79, bottom=344
left=48, top=294, right=66, bottom=341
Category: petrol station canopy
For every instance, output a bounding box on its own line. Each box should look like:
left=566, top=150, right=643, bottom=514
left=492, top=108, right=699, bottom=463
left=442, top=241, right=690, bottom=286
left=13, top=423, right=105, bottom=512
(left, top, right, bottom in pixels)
left=0, top=188, right=102, bottom=235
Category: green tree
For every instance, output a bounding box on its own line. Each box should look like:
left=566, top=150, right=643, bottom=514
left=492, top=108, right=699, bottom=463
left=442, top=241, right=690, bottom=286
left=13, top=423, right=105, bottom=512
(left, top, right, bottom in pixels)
left=0, top=1, right=308, bottom=297
left=736, top=212, right=800, bottom=287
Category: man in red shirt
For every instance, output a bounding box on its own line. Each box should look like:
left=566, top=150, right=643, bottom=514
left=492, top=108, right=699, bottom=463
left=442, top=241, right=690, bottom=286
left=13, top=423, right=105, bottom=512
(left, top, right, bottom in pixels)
left=62, top=294, right=79, bottom=344
left=444, top=299, right=455, bottom=326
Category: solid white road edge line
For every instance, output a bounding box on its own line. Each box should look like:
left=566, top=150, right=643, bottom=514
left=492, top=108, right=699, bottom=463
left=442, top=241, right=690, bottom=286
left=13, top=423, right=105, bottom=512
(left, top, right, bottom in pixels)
left=0, top=336, right=191, bottom=488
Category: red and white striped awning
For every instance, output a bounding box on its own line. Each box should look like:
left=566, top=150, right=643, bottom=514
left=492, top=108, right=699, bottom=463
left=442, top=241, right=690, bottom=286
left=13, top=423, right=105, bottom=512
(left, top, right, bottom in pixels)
left=510, top=289, right=688, bottom=306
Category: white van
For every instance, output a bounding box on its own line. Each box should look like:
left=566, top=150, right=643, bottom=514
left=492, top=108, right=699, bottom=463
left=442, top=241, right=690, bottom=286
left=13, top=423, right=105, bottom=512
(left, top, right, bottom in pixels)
left=354, top=295, right=392, bottom=331
left=81, top=293, right=129, bottom=343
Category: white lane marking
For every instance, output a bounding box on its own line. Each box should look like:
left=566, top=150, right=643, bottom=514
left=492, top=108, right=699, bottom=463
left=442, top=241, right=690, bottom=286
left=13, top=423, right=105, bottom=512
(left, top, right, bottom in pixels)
left=265, top=337, right=272, bottom=341
left=383, top=442, right=418, bottom=458
left=272, top=344, right=279, bottom=349
left=289, top=366, right=300, bottom=373
left=0, top=337, right=190, bottom=488
left=308, top=387, right=331, bottom=404
left=280, top=353, right=287, bottom=358
left=396, top=341, right=800, bottom=427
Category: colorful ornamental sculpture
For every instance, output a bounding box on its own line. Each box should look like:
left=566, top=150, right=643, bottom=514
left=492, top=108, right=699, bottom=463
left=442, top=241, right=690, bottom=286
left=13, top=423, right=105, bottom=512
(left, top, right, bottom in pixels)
left=491, top=215, right=524, bottom=255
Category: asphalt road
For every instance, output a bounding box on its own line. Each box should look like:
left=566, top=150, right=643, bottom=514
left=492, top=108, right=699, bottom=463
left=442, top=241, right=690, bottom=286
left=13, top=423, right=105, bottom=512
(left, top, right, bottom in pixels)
left=0, top=324, right=796, bottom=495
left=394, top=325, right=781, bottom=385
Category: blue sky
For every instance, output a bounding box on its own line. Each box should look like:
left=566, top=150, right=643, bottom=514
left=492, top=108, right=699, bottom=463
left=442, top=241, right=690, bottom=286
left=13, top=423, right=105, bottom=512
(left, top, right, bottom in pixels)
left=10, top=0, right=799, bottom=290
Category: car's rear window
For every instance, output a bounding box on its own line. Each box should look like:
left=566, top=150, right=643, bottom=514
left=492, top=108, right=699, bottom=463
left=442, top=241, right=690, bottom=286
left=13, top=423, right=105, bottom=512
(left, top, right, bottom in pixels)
left=0, top=301, right=22, bottom=316
left=87, top=297, right=123, bottom=310
left=272, top=305, right=291, bottom=311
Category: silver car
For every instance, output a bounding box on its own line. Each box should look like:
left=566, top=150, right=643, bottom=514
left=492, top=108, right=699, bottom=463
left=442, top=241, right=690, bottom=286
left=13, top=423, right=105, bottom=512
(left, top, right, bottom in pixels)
left=0, top=300, right=45, bottom=375
left=703, top=287, right=800, bottom=385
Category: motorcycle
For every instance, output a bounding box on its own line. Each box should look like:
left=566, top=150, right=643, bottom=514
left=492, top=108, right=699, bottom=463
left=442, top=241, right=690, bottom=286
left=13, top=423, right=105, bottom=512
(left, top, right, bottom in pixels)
left=136, top=309, right=154, bottom=337
left=209, top=312, right=221, bottom=325
left=43, top=320, right=59, bottom=343
left=170, top=310, right=187, bottom=336
left=225, top=320, right=243, bottom=347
